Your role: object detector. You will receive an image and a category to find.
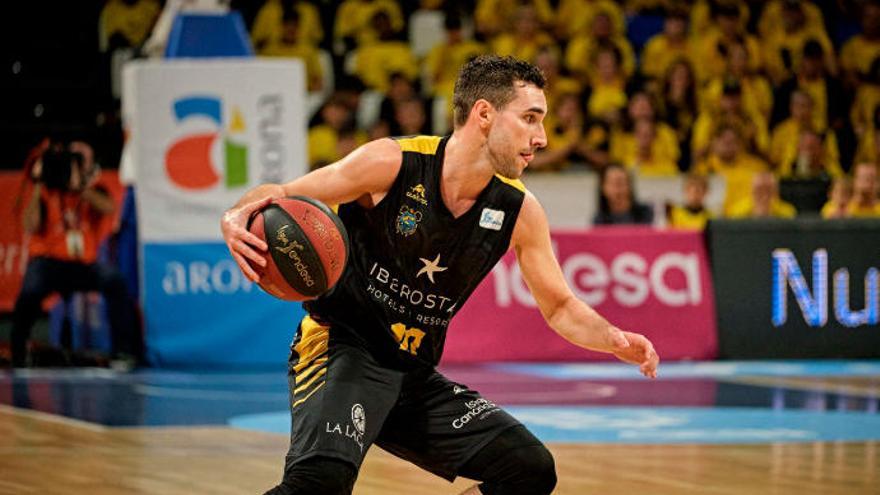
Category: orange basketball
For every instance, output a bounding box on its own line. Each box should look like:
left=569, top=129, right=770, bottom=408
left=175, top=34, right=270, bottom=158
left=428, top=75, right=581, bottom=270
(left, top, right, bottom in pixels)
left=246, top=196, right=349, bottom=301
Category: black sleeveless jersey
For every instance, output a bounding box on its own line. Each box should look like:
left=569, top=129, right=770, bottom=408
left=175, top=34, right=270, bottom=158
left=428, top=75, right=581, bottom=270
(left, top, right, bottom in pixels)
left=305, top=135, right=526, bottom=367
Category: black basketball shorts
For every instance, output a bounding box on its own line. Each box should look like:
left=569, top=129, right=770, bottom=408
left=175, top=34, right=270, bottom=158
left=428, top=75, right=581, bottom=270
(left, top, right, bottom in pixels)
left=282, top=316, right=523, bottom=481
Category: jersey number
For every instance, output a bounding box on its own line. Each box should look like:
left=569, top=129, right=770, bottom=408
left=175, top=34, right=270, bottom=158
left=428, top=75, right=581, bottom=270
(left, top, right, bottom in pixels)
left=391, top=323, right=426, bottom=355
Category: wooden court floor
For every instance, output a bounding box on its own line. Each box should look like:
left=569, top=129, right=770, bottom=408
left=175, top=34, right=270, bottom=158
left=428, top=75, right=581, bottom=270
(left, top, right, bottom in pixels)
left=1, top=405, right=877, bottom=495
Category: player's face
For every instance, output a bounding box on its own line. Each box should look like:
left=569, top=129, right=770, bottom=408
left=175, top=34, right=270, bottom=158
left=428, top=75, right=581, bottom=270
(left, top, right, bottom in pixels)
left=487, top=83, right=548, bottom=179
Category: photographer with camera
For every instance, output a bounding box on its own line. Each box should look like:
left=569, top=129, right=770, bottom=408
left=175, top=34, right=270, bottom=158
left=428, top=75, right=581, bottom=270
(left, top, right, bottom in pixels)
left=11, top=139, right=142, bottom=368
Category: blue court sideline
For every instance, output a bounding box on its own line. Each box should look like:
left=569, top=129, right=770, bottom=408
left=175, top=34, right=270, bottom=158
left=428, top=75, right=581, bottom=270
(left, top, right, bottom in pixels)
left=2, top=360, right=878, bottom=444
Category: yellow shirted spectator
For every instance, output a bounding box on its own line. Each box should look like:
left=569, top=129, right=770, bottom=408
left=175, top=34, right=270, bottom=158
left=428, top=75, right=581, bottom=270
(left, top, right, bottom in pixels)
left=840, top=2, right=880, bottom=85
left=692, top=81, right=769, bottom=160
left=555, top=0, right=625, bottom=40
left=701, top=76, right=772, bottom=122
left=770, top=91, right=841, bottom=177
left=694, top=124, right=769, bottom=215
left=251, top=0, right=323, bottom=52
left=531, top=93, right=587, bottom=171
left=856, top=124, right=880, bottom=164
left=690, top=0, right=749, bottom=40
left=728, top=171, right=798, bottom=219
left=820, top=177, right=853, bottom=219
left=641, top=11, right=693, bottom=80
left=760, top=0, right=835, bottom=84
left=692, top=3, right=762, bottom=83
left=610, top=91, right=679, bottom=172
left=565, top=10, right=636, bottom=81
left=260, top=11, right=324, bottom=92
left=424, top=15, right=486, bottom=98
left=99, top=0, right=160, bottom=51
left=334, top=0, right=403, bottom=47
left=758, top=0, right=826, bottom=40
left=668, top=174, right=713, bottom=230
left=782, top=128, right=843, bottom=180
left=476, top=0, right=554, bottom=37
left=613, top=120, right=680, bottom=177
left=586, top=44, right=628, bottom=120
left=847, top=162, right=880, bottom=217
left=490, top=5, right=556, bottom=63
left=789, top=40, right=837, bottom=131
left=851, top=60, right=880, bottom=136
left=534, top=47, right=583, bottom=113
left=700, top=42, right=773, bottom=118
left=307, top=98, right=367, bottom=169
left=354, top=12, right=419, bottom=93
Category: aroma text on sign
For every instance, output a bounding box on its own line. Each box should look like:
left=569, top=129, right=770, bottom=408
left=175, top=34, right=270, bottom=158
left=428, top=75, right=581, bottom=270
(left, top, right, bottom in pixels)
left=162, top=260, right=254, bottom=295
left=493, top=251, right=702, bottom=308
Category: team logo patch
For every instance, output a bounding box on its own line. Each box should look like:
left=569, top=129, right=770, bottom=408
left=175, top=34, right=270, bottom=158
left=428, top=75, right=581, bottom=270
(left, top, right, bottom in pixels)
left=406, top=183, right=428, bottom=205
left=351, top=403, right=366, bottom=436
left=396, top=205, right=423, bottom=236
left=479, top=208, right=505, bottom=231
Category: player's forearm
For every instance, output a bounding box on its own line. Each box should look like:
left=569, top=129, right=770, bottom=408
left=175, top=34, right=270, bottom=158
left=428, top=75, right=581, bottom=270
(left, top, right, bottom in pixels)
left=234, top=183, right=286, bottom=208
left=546, top=295, right=616, bottom=353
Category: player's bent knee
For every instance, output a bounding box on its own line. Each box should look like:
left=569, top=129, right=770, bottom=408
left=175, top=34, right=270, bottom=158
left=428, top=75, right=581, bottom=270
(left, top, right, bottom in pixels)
left=264, top=456, right=357, bottom=495
left=478, top=444, right=557, bottom=495
left=531, top=445, right=558, bottom=493
left=511, top=444, right=557, bottom=493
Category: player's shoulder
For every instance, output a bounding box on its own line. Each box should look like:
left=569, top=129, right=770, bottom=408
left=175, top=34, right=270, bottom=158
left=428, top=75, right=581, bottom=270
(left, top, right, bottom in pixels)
left=513, top=190, right=545, bottom=230
left=393, top=135, right=444, bottom=155
left=337, top=138, right=404, bottom=188
left=508, top=189, right=550, bottom=250
left=352, top=137, right=404, bottom=166
left=493, top=173, right=527, bottom=194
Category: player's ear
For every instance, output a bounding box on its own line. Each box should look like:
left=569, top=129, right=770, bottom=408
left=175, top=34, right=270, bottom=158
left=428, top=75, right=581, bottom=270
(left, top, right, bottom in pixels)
left=473, top=99, right=494, bottom=129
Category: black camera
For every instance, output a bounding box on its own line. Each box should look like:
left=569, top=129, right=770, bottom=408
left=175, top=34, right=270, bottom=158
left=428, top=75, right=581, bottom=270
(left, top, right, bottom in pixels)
left=40, top=144, right=85, bottom=191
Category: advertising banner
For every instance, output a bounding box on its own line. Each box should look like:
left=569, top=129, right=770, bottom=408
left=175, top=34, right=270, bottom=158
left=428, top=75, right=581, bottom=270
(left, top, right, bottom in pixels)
left=444, top=227, right=718, bottom=362
left=709, top=219, right=880, bottom=359
left=129, top=59, right=307, bottom=366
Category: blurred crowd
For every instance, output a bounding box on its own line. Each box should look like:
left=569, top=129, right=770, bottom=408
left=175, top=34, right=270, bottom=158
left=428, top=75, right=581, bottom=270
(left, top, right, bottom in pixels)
left=98, top=0, right=880, bottom=228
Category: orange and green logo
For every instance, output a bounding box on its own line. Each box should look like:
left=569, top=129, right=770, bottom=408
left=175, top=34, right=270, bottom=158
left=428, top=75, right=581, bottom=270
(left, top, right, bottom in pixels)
left=165, top=96, right=248, bottom=189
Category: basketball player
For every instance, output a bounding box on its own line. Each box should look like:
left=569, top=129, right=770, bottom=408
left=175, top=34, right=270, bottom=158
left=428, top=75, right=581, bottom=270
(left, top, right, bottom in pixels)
left=221, top=55, right=659, bottom=495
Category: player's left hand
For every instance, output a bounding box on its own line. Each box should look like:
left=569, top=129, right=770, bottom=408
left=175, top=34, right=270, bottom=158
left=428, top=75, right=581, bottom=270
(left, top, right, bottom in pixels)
left=610, top=329, right=659, bottom=379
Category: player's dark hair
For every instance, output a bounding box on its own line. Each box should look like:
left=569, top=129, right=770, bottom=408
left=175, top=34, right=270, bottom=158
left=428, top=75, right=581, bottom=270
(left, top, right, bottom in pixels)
left=452, top=55, right=546, bottom=128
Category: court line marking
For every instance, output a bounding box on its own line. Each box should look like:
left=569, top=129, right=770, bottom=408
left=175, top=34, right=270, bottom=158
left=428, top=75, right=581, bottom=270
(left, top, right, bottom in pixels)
left=0, top=368, right=284, bottom=384
left=494, top=360, right=880, bottom=380
left=720, top=376, right=880, bottom=399
left=0, top=403, right=106, bottom=433
left=133, top=384, right=288, bottom=401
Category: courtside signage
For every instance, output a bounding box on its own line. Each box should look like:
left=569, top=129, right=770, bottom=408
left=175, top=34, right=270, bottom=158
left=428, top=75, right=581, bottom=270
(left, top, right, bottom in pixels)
left=129, top=59, right=306, bottom=242
left=445, top=227, right=717, bottom=362
left=126, top=59, right=308, bottom=365
left=709, top=219, right=880, bottom=359
left=772, top=248, right=878, bottom=328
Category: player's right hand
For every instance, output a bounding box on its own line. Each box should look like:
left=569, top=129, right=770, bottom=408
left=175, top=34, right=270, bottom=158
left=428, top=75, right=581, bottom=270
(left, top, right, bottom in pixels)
left=221, top=197, right=272, bottom=282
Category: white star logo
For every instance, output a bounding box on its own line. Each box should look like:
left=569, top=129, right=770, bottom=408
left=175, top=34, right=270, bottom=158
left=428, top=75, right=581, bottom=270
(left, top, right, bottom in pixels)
left=417, top=254, right=447, bottom=283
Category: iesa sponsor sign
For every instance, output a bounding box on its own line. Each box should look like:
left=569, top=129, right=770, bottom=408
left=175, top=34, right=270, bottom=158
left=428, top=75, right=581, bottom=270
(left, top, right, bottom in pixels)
left=709, top=219, right=880, bottom=359
left=444, top=227, right=718, bottom=362
left=128, top=59, right=307, bottom=365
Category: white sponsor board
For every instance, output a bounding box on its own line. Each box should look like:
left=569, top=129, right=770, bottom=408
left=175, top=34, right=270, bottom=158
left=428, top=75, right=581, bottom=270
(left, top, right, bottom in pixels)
left=127, top=58, right=307, bottom=242
left=123, top=59, right=308, bottom=365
